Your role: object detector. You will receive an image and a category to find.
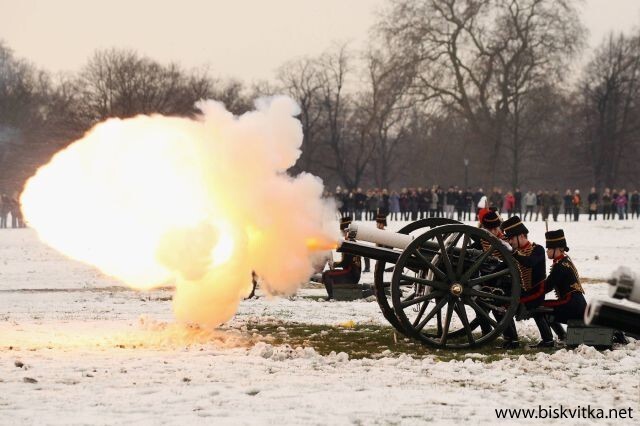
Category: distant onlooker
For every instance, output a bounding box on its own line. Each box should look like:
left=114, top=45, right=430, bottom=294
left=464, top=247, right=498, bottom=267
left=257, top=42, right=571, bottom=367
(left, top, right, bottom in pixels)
left=602, top=188, right=612, bottom=220
left=572, top=190, right=581, bottom=221
left=503, top=191, right=515, bottom=217
left=588, top=187, right=598, bottom=221
left=563, top=189, right=573, bottom=221
left=389, top=191, right=400, bottom=221
left=630, top=190, right=639, bottom=219
left=615, top=190, right=627, bottom=220
left=551, top=189, right=561, bottom=222
left=523, top=190, right=536, bottom=221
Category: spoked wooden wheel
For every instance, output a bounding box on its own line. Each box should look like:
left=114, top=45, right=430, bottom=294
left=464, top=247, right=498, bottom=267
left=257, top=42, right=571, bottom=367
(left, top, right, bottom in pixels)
left=391, top=224, right=521, bottom=349
left=373, top=218, right=460, bottom=333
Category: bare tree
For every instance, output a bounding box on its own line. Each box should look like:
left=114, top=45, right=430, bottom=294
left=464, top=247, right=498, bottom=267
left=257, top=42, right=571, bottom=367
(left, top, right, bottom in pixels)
left=77, top=48, right=216, bottom=123
left=363, top=48, right=414, bottom=188
left=579, top=32, right=640, bottom=190
left=378, top=0, right=584, bottom=187
left=277, top=57, right=323, bottom=174
left=316, top=45, right=376, bottom=189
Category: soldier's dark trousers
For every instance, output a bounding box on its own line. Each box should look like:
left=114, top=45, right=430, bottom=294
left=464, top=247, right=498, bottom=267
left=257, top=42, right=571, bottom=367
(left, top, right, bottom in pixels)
left=573, top=209, right=580, bottom=221
left=524, top=206, right=534, bottom=221
left=564, top=207, right=572, bottom=221
left=603, top=206, right=611, bottom=220
left=588, top=210, right=597, bottom=220
left=552, top=208, right=559, bottom=221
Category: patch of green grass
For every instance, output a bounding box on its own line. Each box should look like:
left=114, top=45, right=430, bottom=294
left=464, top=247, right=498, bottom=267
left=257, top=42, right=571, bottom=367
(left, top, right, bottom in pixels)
left=237, top=321, right=559, bottom=362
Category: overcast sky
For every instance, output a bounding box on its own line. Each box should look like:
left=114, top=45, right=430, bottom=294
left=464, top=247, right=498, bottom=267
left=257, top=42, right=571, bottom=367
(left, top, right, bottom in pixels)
left=1, top=0, right=639, bottom=82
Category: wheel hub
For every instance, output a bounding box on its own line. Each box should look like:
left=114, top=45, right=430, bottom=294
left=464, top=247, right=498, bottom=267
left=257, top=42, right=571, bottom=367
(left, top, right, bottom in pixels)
left=450, top=282, right=463, bottom=296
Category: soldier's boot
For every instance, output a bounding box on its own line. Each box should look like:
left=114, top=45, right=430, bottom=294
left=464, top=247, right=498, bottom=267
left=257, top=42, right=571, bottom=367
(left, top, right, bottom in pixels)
left=496, top=320, right=520, bottom=349
left=613, top=330, right=629, bottom=345
left=530, top=315, right=554, bottom=348
left=550, top=322, right=567, bottom=341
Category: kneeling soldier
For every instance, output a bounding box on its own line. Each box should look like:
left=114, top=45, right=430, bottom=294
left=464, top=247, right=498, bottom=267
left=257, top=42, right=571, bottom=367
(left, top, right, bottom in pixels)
left=542, top=229, right=586, bottom=340
left=322, top=216, right=362, bottom=300
left=500, top=216, right=554, bottom=348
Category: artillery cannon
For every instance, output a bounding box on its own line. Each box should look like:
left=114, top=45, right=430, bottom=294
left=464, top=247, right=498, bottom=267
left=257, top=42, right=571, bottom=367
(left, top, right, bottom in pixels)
left=337, top=219, right=522, bottom=349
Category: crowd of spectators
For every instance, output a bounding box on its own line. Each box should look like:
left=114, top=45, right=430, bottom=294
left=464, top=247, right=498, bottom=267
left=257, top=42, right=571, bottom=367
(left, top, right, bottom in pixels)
left=0, top=193, right=24, bottom=228
left=327, top=186, right=640, bottom=222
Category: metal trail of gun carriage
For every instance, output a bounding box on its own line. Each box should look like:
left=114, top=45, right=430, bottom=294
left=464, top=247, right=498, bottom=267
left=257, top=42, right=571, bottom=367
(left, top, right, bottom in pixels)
left=336, top=218, right=524, bottom=349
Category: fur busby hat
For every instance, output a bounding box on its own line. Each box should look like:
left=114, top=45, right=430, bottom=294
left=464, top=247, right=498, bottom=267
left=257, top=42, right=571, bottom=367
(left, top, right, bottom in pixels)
left=340, top=216, right=353, bottom=231
left=375, top=213, right=387, bottom=227
left=480, top=210, right=501, bottom=229
left=545, top=229, right=569, bottom=251
left=500, top=215, right=528, bottom=238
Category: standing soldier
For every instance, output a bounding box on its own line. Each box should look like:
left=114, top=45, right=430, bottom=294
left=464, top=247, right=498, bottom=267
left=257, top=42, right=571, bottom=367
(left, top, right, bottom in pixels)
left=588, top=187, right=599, bottom=221
left=322, top=217, right=362, bottom=300
left=500, top=216, right=554, bottom=348
left=541, top=229, right=587, bottom=341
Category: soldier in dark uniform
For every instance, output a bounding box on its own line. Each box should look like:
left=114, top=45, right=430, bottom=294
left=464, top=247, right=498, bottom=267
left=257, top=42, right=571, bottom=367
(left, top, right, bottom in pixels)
left=541, top=230, right=587, bottom=341
left=500, top=216, right=554, bottom=348
left=322, top=216, right=362, bottom=300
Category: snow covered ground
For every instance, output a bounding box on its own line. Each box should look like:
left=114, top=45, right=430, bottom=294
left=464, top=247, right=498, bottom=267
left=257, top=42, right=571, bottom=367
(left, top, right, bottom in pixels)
left=0, top=218, right=638, bottom=425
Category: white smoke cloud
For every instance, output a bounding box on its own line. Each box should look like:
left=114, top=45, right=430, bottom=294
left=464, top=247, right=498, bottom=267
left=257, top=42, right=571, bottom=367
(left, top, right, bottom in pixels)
left=21, top=96, right=337, bottom=327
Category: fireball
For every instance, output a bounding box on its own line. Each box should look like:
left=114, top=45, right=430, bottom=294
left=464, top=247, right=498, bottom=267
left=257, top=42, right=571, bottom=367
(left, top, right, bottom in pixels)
left=21, top=97, right=337, bottom=327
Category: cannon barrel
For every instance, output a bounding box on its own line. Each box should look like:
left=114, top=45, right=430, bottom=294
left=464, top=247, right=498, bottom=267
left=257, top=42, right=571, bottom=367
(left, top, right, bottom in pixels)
left=338, top=224, right=501, bottom=273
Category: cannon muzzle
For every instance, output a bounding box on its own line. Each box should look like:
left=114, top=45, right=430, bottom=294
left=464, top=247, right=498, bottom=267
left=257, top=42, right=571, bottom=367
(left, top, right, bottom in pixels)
left=585, top=298, right=640, bottom=336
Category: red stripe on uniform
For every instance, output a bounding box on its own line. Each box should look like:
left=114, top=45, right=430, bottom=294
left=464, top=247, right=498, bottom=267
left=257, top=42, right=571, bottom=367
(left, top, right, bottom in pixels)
left=543, top=292, right=573, bottom=307
left=520, top=280, right=545, bottom=303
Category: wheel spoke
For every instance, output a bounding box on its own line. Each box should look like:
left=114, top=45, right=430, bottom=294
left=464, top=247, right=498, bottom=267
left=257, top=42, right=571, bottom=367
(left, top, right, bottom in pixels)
left=415, top=296, right=448, bottom=331
left=466, top=297, right=498, bottom=328
left=412, top=298, right=430, bottom=327
left=435, top=233, right=455, bottom=279
left=455, top=234, right=470, bottom=278
left=467, top=268, right=511, bottom=286
left=412, top=249, right=447, bottom=281
left=400, top=274, right=449, bottom=292
left=467, top=288, right=513, bottom=303
left=455, top=300, right=475, bottom=345
left=440, top=300, right=455, bottom=345
left=461, top=244, right=495, bottom=282
left=401, top=290, right=443, bottom=308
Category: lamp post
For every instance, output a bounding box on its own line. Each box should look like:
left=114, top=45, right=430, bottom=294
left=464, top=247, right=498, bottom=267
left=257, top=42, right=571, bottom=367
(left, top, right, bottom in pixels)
left=464, top=158, right=469, bottom=190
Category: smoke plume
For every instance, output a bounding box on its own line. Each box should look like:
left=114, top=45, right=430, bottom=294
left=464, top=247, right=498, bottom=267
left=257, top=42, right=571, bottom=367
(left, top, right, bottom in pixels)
left=21, top=96, right=337, bottom=327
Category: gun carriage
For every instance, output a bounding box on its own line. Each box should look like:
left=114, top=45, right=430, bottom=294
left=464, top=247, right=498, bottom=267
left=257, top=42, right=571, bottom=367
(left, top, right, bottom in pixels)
left=337, top=219, right=522, bottom=349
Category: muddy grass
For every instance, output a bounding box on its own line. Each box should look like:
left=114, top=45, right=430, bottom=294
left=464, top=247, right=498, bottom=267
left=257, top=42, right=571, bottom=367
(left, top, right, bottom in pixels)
left=237, top=321, right=559, bottom=362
